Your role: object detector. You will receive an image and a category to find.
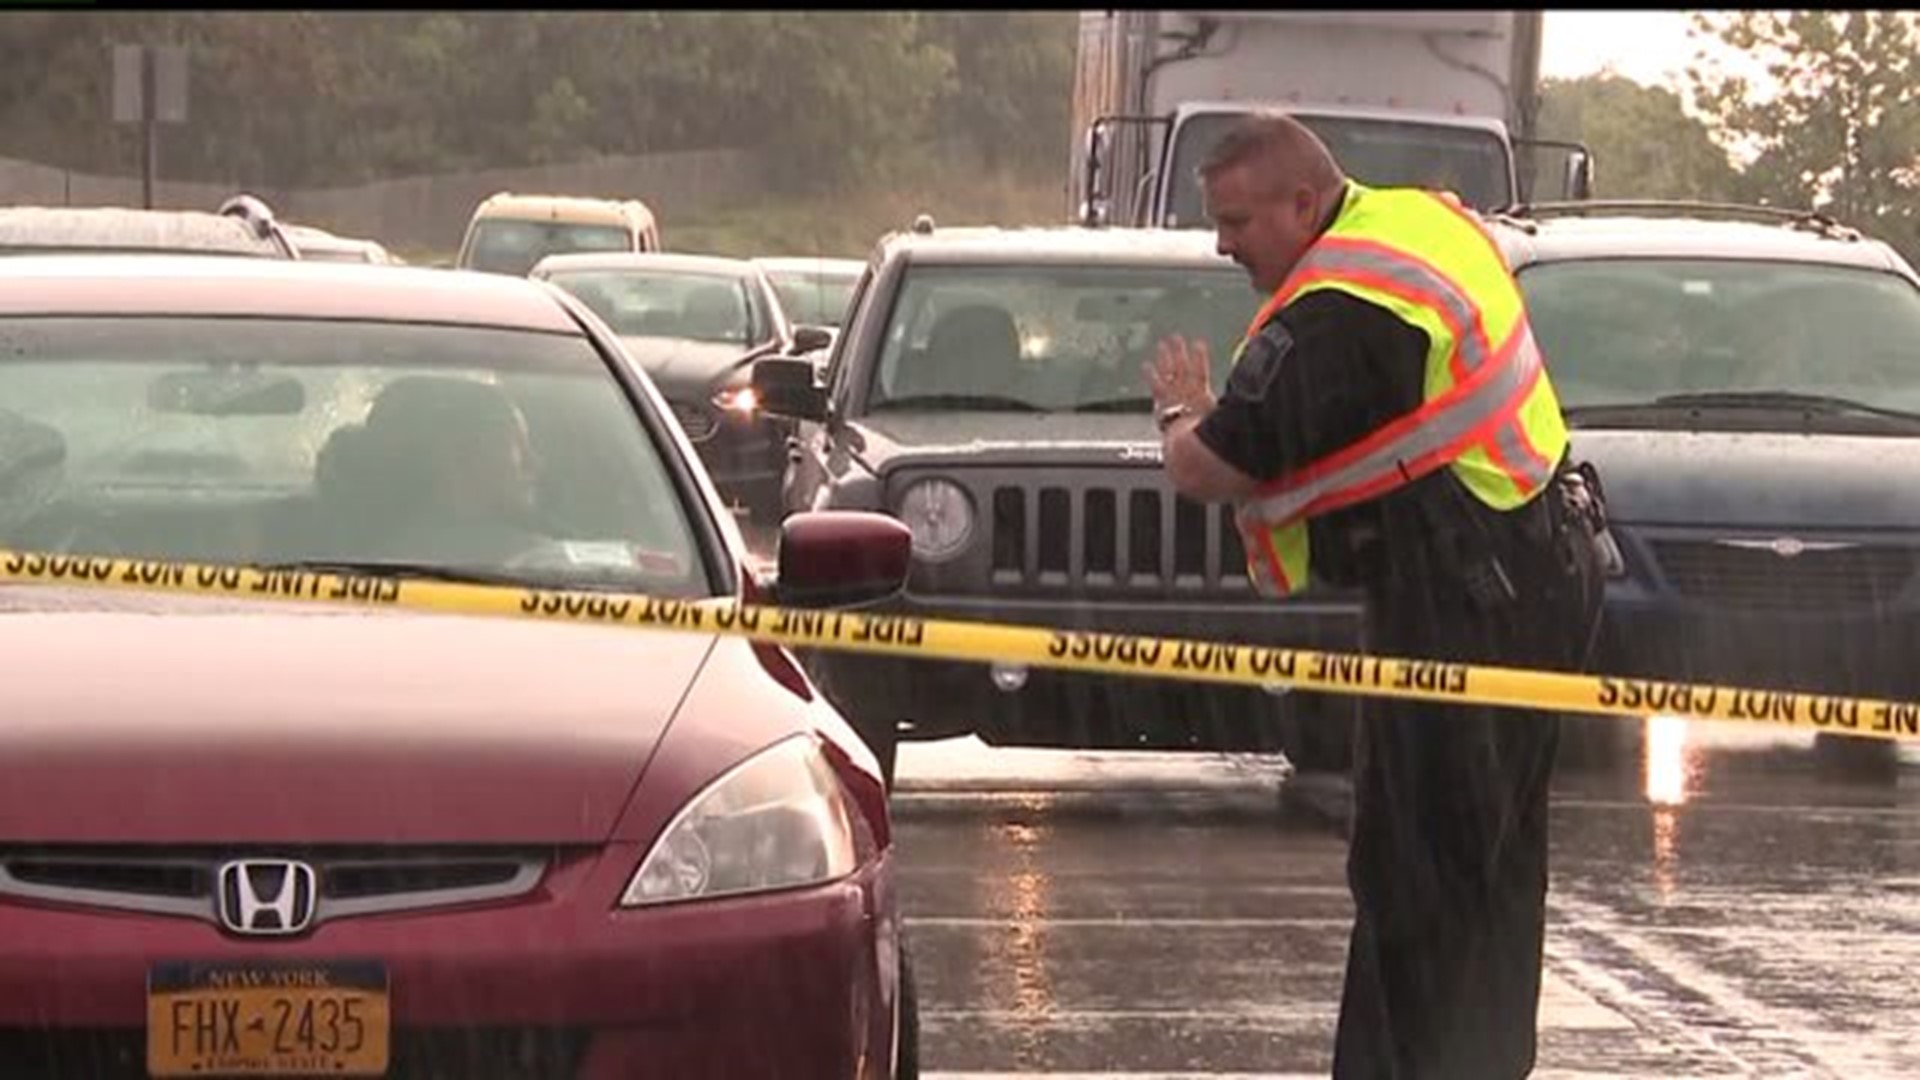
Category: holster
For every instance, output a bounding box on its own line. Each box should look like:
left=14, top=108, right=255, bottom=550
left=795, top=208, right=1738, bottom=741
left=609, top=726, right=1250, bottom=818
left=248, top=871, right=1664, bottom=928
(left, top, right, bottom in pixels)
left=1413, top=468, right=1520, bottom=614
left=1409, top=457, right=1615, bottom=615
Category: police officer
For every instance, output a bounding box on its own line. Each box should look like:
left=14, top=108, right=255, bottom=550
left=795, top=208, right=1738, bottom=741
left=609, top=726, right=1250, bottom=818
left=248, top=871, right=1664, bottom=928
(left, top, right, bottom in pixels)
left=1146, top=112, right=1606, bottom=1078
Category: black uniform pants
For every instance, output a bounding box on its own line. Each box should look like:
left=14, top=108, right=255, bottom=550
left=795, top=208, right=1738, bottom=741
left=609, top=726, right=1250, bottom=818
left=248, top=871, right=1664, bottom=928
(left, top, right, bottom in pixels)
left=1330, top=492, right=1603, bottom=1080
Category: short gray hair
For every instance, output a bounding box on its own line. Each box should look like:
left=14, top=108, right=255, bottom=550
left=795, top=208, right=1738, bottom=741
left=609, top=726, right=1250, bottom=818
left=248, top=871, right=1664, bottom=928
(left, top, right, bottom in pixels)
left=1197, top=111, right=1343, bottom=195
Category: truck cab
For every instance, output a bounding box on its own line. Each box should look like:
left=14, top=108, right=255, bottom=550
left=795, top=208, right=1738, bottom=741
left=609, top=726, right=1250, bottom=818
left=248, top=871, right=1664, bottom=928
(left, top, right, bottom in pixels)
left=1071, top=11, right=1594, bottom=228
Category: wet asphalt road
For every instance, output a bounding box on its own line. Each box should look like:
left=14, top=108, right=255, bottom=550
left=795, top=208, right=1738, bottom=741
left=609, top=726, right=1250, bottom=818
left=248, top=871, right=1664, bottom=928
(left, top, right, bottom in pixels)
left=887, top=730, right=1920, bottom=1079
left=739, top=526, right=1920, bottom=1076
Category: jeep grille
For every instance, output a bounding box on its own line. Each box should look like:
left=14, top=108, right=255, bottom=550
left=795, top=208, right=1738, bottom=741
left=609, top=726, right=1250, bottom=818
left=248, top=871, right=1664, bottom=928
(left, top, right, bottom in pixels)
left=914, top=470, right=1255, bottom=597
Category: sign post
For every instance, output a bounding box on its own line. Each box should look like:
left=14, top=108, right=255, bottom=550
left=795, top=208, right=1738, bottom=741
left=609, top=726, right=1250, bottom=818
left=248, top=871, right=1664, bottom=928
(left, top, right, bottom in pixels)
left=112, top=44, right=188, bottom=209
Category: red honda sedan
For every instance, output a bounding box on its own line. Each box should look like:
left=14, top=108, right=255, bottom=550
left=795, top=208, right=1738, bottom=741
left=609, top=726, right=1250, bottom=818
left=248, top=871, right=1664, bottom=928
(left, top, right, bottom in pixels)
left=0, top=255, right=918, bottom=1079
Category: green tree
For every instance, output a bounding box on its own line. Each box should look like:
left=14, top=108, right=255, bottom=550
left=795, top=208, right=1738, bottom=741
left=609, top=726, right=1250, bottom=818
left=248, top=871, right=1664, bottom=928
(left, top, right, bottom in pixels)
left=0, top=12, right=992, bottom=192
left=921, top=12, right=1076, bottom=175
left=1688, top=11, right=1920, bottom=252
left=1537, top=74, right=1742, bottom=201
left=746, top=12, right=956, bottom=191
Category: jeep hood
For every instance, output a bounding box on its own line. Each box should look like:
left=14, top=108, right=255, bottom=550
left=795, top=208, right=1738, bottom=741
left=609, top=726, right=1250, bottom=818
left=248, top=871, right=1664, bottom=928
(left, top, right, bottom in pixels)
left=852, top=412, right=1164, bottom=468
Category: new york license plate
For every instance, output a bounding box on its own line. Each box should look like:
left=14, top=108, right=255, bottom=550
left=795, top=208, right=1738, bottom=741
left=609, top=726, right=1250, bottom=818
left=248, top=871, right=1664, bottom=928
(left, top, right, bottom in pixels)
left=146, top=960, right=389, bottom=1077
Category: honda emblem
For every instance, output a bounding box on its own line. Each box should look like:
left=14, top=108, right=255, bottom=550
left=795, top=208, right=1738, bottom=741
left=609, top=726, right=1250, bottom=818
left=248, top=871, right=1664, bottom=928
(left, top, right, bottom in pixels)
left=217, top=860, right=318, bottom=936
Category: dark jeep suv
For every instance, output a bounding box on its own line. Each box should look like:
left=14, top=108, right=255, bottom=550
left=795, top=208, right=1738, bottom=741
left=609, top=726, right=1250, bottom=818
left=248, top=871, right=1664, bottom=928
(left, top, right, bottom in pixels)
left=752, top=223, right=1367, bottom=781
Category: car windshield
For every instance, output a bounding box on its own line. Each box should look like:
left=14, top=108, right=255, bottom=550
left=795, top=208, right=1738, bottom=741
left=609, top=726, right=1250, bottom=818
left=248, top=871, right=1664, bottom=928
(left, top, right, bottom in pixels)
left=1519, top=258, right=1920, bottom=415
left=0, top=316, right=710, bottom=595
left=467, top=220, right=631, bottom=276
left=1164, top=113, right=1512, bottom=227
left=767, top=268, right=860, bottom=329
left=869, top=264, right=1258, bottom=411
left=295, top=245, right=376, bottom=264
left=542, top=268, right=757, bottom=345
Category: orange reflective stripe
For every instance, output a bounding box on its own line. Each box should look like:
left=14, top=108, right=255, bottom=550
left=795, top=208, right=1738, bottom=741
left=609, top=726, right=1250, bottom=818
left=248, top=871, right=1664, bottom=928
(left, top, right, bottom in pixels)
left=1240, top=323, right=1544, bottom=525
left=1244, top=518, right=1295, bottom=593
left=1275, top=237, right=1494, bottom=380
left=1243, top=289, right=1287, bottom=343
left=1281, top=347, right=1546, bottom=522
left=1251, top=318, right=1532, bottom=496
left=1486, top=409, right=1555, bottom=494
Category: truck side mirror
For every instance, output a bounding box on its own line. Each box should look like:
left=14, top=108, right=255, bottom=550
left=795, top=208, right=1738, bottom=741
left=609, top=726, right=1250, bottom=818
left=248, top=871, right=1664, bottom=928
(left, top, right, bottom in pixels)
left=1565, top=151, right=1595, bottom=202
left=1513, top=138, right=1597, bottom=204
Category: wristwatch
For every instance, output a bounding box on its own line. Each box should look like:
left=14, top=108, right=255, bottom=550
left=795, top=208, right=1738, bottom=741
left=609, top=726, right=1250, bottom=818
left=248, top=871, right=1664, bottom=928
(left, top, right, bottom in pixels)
left=1155, top=402, right=1192, bottom=434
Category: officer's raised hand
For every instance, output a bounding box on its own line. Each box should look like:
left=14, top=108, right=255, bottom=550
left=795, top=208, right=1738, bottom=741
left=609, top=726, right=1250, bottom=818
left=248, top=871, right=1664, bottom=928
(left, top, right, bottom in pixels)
left=1144, top=334, right=1216, bottom=418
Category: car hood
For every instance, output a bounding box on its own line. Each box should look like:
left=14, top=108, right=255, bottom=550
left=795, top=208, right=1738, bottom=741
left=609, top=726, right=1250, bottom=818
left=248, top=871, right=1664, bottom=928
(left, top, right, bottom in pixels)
left=851, top=412, right=1165, bottom=469
left=618, top=336, right=759, bottom=395
left=1576, top=427, right=1920, bottom=529
left=0, top=587, right=719, bottom=844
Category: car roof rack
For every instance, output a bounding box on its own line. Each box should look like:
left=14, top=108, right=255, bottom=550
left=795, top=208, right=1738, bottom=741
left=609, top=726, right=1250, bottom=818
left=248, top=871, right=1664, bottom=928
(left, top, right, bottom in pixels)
left=1491, top=200, right=1862, bottom=241
left=216, top=193, right=302, bottom=258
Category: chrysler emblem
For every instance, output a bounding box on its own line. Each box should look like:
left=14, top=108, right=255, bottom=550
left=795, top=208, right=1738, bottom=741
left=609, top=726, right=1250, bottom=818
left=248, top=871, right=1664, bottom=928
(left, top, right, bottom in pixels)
left=1714, top=536, right=1854, bottom=559
left=217, top=860, right=318, bottom=936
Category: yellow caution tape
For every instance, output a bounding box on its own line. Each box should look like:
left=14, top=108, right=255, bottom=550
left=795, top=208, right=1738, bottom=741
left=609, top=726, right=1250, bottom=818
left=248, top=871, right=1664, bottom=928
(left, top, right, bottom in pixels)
left=3, top=547, right=1918, bottom=744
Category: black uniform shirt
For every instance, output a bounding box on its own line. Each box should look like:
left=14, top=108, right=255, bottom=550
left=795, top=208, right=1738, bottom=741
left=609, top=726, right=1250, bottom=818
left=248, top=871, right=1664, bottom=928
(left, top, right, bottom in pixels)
left=1194, top=285, right=1438, bottom=595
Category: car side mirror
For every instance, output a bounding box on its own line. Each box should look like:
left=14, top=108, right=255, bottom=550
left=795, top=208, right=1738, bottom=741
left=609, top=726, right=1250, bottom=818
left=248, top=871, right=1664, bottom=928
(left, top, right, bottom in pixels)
left=772, top=511, right=911, bottom=609
left=752, top=356, right=829, bottom=422
left=792, top=325, right=834, bottom=354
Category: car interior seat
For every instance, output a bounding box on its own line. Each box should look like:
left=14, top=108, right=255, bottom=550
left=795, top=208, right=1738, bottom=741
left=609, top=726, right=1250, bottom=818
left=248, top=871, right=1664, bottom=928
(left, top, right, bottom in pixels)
left=679, top=283, right=745, bottom=343
left=307, top=376, right=530, bottom=557
left=895, top=304, right=1023, bottom=400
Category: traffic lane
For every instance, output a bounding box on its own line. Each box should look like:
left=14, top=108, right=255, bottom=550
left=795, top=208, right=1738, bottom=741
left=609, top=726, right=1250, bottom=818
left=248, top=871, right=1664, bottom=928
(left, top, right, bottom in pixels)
left=1545, top=748, right=1920, bottom=1080
left=890, top=739, right=1762, bottom=1077
left=895, top=781, right=1350, bottom=1076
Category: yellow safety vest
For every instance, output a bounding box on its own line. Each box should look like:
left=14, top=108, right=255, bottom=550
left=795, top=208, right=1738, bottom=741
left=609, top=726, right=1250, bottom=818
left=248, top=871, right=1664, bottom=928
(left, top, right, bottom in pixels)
left=1233, top=180, right=1570, bottom=597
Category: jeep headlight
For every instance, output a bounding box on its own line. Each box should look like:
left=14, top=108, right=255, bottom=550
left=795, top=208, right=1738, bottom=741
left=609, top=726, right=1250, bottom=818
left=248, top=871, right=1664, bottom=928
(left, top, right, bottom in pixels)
left=895, top=477, right=974, bottom=561
left=622, top=735, right=858, bottom=907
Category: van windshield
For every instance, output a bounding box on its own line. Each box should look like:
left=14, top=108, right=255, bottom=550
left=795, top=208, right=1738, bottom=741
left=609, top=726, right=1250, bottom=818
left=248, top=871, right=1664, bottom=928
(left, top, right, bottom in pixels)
left=466, top=220, right=632, bottom=276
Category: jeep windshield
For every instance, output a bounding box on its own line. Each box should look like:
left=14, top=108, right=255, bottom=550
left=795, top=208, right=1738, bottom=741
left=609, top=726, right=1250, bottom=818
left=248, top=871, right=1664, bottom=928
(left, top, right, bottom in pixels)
left=868, top=264, right=1258, bottom=413
left=1520, top=258, right=1920, bottom=431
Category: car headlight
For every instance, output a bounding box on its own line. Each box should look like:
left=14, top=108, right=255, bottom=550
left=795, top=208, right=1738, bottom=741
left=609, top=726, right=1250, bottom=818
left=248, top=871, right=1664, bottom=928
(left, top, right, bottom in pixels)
left=712, top=385, right=759, bottom=415
left=895, top=477, right=974, bottom=561
left=622, top=734, right=858, bottom=907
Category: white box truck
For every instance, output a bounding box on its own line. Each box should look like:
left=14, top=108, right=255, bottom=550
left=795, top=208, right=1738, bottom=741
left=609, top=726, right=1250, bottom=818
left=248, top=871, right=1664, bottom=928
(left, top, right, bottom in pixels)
left=1070, top=10, right=1593, bottom=227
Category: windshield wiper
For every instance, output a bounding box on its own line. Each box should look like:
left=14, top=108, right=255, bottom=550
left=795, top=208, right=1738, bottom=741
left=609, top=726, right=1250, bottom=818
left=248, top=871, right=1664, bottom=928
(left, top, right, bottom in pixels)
left=250, top=560, right=552, bottom=589
left=875, top=393, right=1043, bottom=412
left=1072, top=395, right=1157, bottom=414
left=252, top=558, right=664, bottom=594
left=1649, top=390, right=1920, bottom=423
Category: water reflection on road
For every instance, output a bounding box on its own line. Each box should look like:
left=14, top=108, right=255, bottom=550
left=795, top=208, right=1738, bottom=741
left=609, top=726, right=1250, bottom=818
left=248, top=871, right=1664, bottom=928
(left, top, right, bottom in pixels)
left=896, top=721, right=1920, bottom=1077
